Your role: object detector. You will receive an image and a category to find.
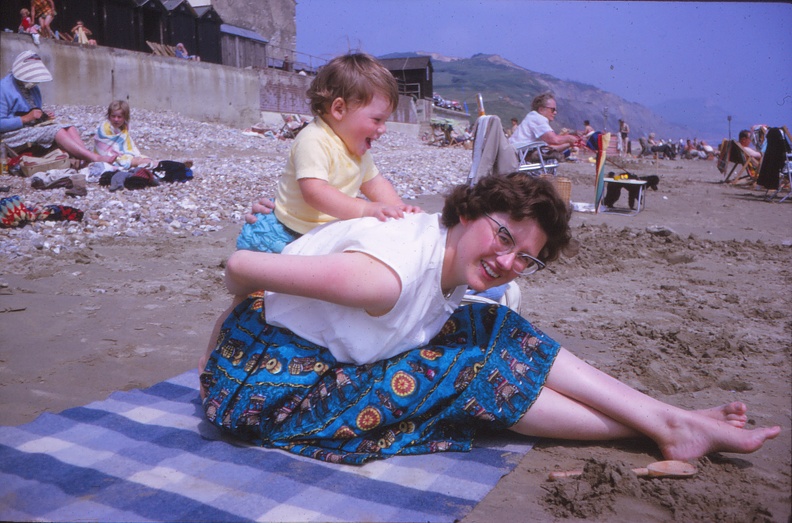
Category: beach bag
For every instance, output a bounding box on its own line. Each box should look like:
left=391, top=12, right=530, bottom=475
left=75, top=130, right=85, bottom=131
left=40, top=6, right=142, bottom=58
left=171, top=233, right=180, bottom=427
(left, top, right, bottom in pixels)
left=123, top=167, right=159, bottom=190
left=153, top=160, right=193, bottom=183
left=19, top=149, right=70, bottom=177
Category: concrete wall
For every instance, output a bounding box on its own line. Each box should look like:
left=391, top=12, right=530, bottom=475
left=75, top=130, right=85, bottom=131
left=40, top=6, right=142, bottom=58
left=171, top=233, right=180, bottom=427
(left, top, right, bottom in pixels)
left=1, top=33, right=261, bottom=127
left=259, top=68, right=312, bottom=115
left=1, top=33, right=420, bottom=134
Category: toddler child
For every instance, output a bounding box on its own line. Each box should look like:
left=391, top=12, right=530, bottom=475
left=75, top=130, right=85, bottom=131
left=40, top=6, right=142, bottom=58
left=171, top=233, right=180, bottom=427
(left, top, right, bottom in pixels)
left=18, top=9, right=37, bottom=33
left=237, top=52, right=419, bottom=251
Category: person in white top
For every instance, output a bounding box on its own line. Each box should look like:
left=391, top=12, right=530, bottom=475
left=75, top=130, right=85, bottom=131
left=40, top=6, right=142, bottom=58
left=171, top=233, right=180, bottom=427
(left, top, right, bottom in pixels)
left=200, top=174, right=780, bottom=465
left=509, top=92, right=580, bottom=158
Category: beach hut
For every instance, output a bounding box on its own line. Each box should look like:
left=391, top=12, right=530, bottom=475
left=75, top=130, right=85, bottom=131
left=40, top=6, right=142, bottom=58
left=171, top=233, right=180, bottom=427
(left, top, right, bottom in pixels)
left=162, top=0, right=197, bottom=51
left=194, top=5, right=223, bottom=65
left=379, top=56, right=434, bottom=101
left=99, top=0, right=142, bottom=51
left=220, top=23, right=269, bottom=70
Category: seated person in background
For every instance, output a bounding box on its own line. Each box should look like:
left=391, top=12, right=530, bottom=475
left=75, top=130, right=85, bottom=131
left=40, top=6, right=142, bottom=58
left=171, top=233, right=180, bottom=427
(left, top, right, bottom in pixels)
left=0, top=51, right=116, bottom=165
left=699, top=140, right=715, bottom=160
left=738, top=129, right=762, bottom=164
left=682, top=139, right=703, bottom=159
left=581, top=119, right=595, bottom=138
left=175, top=43, right=200, bottom=62
left=509, top=92, right=579, bottom=161
left=18, top=8, right=39, bottom=34
left=733, top=130, right=762, bottom=184
left=505, top=117, right=519, bottom=137
left=71, top=21, right=96, bottom=45
left=641, top=133, right=676, bottom=159
left=94, top=100, right=155, bottom=169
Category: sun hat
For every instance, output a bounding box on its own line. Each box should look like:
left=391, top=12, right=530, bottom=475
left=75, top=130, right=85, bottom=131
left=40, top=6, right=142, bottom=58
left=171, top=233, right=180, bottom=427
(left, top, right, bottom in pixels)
left=11, top=50, right=53, bottom=83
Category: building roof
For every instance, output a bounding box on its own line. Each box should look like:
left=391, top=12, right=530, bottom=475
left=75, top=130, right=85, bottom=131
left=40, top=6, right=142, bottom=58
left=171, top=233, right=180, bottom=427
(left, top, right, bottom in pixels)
left=193, top=6, right=218, bottom=18
left=378, top=56, right=432, bottom=71
left=220, top=24, right=268, bottom=43
left=163, top=0, right=198, bottom=15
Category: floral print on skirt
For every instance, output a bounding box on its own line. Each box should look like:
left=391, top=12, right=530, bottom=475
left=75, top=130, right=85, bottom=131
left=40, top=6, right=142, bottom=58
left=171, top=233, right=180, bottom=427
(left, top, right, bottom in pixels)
left=201, top=294, right=560, bottom=465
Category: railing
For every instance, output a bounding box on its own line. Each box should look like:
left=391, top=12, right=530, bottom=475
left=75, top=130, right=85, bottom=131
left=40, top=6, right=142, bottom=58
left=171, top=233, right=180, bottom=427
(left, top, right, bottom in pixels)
left=265, top=44, right=328, bottom=75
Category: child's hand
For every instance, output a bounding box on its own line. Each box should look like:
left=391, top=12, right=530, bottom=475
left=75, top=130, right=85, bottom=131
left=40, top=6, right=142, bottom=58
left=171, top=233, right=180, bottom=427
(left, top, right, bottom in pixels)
left=365, top=202, right=422, bottom=221
left=398, top=203, right=422, bottom=214
left=245, top=198, right=275, bottom=224
left=366, top=203, right=405, bottom=221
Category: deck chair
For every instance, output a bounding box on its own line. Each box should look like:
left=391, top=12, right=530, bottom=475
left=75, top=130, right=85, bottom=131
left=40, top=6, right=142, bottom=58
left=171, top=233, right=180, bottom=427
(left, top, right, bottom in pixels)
left=513, top=140, right=558, bottom=175
left=756, top=126, right=792, bottom=202
left=279, top=114, right=310, bottom=139
left=717, top=139, right=756, bottom=183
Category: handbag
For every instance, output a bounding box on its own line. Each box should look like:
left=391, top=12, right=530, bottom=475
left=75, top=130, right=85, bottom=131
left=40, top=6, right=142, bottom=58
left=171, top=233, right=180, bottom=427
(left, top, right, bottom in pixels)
left=19, top=149, right=71, bottom=177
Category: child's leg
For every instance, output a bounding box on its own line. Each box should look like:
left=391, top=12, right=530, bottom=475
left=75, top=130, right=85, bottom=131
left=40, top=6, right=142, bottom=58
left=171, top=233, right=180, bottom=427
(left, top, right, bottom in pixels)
left=510, top=348, right=781, bottom=460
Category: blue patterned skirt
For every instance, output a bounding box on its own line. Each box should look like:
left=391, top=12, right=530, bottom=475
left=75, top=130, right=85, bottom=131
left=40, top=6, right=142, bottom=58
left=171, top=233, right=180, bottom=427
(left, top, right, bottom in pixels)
left=201, top=294, right=560, bottom=465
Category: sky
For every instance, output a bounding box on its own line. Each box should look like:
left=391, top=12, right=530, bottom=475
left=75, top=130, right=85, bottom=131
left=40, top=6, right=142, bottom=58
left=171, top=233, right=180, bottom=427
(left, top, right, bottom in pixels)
left=295, top=1, right=792, bottom=135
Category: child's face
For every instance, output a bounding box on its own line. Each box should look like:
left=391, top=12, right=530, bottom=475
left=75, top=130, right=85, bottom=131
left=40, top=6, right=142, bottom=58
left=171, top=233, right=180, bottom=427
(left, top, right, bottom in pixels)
left=330, top=93, right=392, bottom=157
left=109, top=109, right=126, bottom=129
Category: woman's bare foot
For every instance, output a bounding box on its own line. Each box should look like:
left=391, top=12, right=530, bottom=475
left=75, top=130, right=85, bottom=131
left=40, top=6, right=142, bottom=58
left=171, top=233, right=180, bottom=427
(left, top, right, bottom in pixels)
left=659, top=408, right=781, bottom=461
left=698, top=402, right=748, bottom=428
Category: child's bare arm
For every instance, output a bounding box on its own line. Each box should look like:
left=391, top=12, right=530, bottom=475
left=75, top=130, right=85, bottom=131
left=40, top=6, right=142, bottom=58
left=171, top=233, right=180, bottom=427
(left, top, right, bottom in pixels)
left=361, top=175, right=423, bottom=216
left=299, top=177, right=403, bottom=221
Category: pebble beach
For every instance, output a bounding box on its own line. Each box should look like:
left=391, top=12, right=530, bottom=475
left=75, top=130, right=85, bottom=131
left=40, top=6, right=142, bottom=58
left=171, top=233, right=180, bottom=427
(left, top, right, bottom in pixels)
left=0, top=104, right=471, bottom=259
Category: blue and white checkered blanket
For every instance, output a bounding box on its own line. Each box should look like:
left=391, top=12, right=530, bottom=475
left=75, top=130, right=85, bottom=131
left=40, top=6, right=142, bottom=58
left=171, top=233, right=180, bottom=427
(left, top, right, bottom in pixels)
left=0, top=369, right=534, bottom=522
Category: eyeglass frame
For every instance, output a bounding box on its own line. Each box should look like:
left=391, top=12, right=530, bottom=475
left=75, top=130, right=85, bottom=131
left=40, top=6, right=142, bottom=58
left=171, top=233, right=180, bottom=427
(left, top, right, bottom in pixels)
left=543, top=105, right=558, bottom=114
left=483, top=213, right=546, bottom=276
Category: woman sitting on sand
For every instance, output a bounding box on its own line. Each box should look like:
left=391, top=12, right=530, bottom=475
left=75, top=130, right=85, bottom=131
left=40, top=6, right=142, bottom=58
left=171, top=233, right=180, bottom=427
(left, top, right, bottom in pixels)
left=0, top=51, right=116, bottom=166
left=200, top=173, right=779, bottom=465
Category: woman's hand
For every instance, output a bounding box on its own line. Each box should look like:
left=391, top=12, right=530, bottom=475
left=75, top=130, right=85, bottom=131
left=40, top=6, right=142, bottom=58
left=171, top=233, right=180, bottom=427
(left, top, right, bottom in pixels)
left=22, top=109, right=43, bottom=124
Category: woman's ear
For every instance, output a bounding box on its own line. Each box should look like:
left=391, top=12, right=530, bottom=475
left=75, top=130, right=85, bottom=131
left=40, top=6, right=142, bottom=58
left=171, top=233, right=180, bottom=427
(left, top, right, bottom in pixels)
left=328, top=97, right=346, bottom=121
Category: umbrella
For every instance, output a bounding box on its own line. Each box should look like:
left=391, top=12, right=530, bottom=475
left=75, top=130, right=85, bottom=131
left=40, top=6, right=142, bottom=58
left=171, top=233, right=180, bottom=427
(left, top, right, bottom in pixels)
left=594, top=132, right=611, bottom=212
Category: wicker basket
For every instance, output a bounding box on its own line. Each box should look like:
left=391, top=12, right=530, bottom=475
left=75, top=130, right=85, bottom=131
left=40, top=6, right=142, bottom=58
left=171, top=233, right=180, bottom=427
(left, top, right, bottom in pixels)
left=540, top=175, right=572, bottom=206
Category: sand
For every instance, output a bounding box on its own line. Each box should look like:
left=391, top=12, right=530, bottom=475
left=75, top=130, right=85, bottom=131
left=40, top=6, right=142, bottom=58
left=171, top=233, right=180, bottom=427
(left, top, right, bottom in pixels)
left=1, top=134, right=790, bottom=522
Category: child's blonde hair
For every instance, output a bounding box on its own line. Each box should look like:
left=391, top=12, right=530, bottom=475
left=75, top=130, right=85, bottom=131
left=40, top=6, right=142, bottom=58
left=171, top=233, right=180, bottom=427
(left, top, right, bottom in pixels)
left=107, top=100, right=130, bottom=126
left=307, top=53, right=399, bottom=116
left=20, top=8, right=30, bottom=17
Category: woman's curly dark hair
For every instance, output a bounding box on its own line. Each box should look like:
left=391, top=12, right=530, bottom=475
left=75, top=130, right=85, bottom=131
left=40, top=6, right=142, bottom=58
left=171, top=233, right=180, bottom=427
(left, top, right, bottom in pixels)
left=441, top=173, right=574, bottom=264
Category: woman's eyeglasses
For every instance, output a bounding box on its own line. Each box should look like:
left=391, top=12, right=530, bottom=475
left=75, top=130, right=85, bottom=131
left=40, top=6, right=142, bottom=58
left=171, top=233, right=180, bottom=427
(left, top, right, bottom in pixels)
left=484, top=214, right=546, bottom=276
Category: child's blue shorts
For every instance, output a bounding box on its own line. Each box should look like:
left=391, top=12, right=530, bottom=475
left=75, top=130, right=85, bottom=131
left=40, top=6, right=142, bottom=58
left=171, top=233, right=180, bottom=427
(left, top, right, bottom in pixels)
left=236, top=212, right=301, bottom=253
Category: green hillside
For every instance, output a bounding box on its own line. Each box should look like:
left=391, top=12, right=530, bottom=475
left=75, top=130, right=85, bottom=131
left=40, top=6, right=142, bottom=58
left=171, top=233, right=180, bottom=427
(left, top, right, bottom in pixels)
left=383, top=52, right=697, bottom=140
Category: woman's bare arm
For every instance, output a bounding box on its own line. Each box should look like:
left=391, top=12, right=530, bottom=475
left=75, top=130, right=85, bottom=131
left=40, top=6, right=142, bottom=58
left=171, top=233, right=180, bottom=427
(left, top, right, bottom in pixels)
left=225, top=250, right=402, bottom=316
